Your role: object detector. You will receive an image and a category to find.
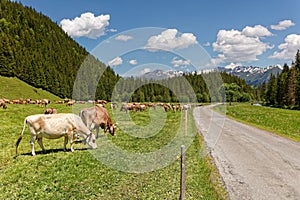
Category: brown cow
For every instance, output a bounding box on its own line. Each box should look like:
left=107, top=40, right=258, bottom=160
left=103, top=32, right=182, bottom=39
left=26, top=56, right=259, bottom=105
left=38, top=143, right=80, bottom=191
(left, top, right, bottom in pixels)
left=80, top=105, right=116, bottom=138
left=66, top=100, right=75, bottom=106
left=40, top=99, right=50, bottom=107
left=44, top=108, right=58, bottom=114
left=0, top=101, right=7, bottom=109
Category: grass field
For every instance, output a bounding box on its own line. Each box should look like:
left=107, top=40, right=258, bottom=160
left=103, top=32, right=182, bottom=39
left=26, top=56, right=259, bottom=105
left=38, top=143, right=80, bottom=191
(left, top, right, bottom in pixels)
left=214, top=103, right=300, bottom=142
left=0, top=103, right=226, bottom=199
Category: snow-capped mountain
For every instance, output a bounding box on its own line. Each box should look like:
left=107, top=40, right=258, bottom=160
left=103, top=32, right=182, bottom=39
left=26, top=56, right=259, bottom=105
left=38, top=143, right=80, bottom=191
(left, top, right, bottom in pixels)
left=218, top=65, right=282, bottom=85
left=141, top=69, right=184, bottom=80
left=139, top=66, right=282, bottom=85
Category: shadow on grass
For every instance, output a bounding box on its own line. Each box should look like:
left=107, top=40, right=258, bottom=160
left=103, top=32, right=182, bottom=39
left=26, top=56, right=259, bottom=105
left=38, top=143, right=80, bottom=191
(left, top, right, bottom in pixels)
left=17, top=147, right=90, bottom=157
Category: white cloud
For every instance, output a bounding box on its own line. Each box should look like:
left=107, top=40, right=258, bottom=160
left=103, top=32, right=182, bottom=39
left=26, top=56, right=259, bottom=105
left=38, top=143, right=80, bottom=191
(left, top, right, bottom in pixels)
left=171, top=57, right=191, bottom=67
left=129, top=59, right=138, bottom=65
left=242, top=25, right=273, bottom=37
left=211, top=25, right=273, bottom=65
left=108, top=57, right=123, bottom=66
left=141, top=68, right=151, bottom=75
left=203, top=42, right=210, bottom=47
left=271, top=20, right=295, bottom=30
left=269, top=34, right=300, bottom=60
left=144, top=29, right=197, bottom=51
left=60, top=12, right=110, bottom=39
left=108, top=28, right=117, bottom=32
left=115, top=35, right=133, bottom=41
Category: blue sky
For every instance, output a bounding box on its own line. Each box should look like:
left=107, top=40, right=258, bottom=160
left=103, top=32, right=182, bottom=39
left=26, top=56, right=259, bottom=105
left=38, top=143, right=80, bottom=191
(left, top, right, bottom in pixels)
left=16, top=0, right=300, bottom=76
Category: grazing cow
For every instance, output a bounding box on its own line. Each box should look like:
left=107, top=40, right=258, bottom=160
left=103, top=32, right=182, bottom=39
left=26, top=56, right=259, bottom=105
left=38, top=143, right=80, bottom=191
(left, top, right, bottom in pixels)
left=120, top=102, right=130, bottom=113
left=110, top=102, right=118, bottom=110
left=40, top=99, right=50, bottom=107
left=44, top=108, right=58, bottom=114
left=0, top=101, right=7, bottom=109
left=96, top=100, right=107, bottom=104
left=16, top=113, right=97, bottom=156
left=80, top=105, right=116, bottom=138
left=66, top=100, right=75, bottom=106
left=181, top=104, right=191, bottom=111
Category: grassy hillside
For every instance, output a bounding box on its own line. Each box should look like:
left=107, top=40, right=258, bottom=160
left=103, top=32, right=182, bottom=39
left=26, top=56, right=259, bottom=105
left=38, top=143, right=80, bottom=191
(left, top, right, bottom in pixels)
left=0, top=76, right=59, bottom=101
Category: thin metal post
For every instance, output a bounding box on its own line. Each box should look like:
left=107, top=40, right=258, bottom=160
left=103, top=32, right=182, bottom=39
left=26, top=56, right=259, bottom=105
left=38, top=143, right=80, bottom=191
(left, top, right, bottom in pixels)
left=180, top=145, right=186, bottom=200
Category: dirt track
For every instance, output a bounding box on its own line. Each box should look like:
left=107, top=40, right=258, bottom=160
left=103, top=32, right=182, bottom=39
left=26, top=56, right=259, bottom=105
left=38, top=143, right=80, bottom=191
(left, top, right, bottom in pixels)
left=193, top=105, right=300, bottom=200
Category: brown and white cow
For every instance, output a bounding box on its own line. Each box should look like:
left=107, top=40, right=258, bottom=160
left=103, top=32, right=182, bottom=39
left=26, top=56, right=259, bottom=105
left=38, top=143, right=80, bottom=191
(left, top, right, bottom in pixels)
left=40, top=99, right=50, bottom=107
left=44, top=108, right=58, bottom=114
left=16, top=113, right=97, bottom=156
left=80, top=105, right=116, bottom=138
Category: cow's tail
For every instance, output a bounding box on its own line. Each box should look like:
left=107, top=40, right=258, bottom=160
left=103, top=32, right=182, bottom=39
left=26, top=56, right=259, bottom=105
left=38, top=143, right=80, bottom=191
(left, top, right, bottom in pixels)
left=15, top=118, right=27, bottom=155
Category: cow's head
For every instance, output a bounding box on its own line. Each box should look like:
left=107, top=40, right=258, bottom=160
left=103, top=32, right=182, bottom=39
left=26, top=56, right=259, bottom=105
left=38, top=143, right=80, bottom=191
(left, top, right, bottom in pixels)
left=85, top=133, right=97, bottom=149
left=105, top=123, right=117, bottom=136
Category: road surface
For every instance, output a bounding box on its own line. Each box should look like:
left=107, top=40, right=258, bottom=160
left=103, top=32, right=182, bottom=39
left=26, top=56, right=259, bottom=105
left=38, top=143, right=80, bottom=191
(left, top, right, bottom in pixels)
left=193, top=105, right=300, bottom=200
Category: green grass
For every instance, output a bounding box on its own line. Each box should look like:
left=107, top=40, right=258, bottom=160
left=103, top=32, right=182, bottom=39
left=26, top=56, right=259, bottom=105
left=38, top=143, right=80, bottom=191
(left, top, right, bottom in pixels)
left=0, top=76, right=59, bottom=101
left=214, top=103, right=300, bottom=142
left=0, top=104, right=226, bottom=199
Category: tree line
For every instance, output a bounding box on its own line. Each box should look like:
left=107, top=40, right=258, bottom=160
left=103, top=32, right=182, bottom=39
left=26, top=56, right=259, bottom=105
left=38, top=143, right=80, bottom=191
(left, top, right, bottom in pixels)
left=258, top=50, right=300, bottom=109
left=110, top=72, right=256, bottom=103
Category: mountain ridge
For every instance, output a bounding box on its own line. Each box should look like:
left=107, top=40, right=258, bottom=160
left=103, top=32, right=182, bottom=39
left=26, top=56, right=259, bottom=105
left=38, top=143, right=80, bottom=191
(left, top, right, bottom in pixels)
left=138, top=65, right=282, bottom=85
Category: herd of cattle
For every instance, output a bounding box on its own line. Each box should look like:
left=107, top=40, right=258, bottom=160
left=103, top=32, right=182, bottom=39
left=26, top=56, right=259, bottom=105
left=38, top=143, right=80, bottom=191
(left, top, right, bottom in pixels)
left=1, top=97, right=193, bottom=156
left=0, top=98, right=51, bottom=108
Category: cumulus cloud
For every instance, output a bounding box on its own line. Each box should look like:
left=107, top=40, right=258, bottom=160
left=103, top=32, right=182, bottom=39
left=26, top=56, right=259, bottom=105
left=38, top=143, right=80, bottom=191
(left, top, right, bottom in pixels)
left=129, top=59, right=138, bottom=65
left=141, top=68, right=151, bottom=75
left=271, top=20, right=295, bottom=30
left=115, top=35, right=133, bottom=41
left=171, top=57, right=191, bottom=67
left=144, top=29, right=197, bottom=51
left=60, top=12, right=110, bottom=39
left=211, top=25, right=273, bottom=65
left=269, top=34, right=300, bottom=60
left=108, top=57, right=123, bottom=66
left=242, top=25, right=273, bottom=37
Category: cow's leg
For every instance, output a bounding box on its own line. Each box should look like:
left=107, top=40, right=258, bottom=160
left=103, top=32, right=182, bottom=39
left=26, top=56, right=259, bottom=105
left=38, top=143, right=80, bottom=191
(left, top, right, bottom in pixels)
left=64, top=136, right=68, bottom=152
left=30, top=136, right=36, bottom=156
left=37, top=137, right=46, bottom=153
left=95, top=126, right=99, bottom=139
left=68, top=131, right=75, bottom=152
left=28, top=126, right=38, bottom=156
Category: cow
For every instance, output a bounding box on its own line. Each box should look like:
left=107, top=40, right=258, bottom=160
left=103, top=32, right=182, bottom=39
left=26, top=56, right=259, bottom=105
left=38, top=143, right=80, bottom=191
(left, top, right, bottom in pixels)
left=15, top=113, right=97, bottom=156
left=40, top=99, right=50, bottom=107
left=0, top=101, right=7, bottom=109
left=110, top=102, right=118, bottom=110
left=80, top=105, right=116, bottom=138
left=44, top=108, right=58, bottom=114
left=66, top=100, right=75, bottom=106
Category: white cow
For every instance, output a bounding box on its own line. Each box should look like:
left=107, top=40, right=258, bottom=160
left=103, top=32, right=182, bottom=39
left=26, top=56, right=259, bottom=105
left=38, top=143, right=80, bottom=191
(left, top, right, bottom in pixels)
left=16, top=113, right=97, bottom=156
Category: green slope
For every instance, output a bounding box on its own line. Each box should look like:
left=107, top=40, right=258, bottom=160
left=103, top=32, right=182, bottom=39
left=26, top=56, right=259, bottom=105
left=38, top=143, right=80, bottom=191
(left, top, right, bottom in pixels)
left=0, top=76, right=59, bottom=100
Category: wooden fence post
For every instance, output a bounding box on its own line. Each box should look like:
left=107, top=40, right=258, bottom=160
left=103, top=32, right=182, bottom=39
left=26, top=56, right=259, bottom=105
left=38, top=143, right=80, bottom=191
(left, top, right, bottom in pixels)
left=180, top=145, right=186, bottom=200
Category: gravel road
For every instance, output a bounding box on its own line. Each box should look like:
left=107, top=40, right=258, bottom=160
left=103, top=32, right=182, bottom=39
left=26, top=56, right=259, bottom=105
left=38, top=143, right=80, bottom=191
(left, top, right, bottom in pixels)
left=193, top=105, right=300, bottom=200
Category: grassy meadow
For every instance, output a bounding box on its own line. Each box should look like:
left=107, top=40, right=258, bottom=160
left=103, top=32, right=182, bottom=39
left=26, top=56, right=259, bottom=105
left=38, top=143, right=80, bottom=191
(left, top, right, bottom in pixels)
left=214, top=103, right=300, bottom=142
left=0, top=76, right=60, bottom=101
left=0, top=102, right=226, bottom=199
